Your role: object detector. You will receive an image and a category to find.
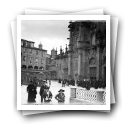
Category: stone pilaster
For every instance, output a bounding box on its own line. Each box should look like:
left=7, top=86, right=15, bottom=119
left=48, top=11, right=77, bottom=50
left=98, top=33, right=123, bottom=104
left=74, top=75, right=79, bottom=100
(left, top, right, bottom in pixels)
left=78, top=50, right=82, bottom=79
left=96, top=46, right=102, bottom=80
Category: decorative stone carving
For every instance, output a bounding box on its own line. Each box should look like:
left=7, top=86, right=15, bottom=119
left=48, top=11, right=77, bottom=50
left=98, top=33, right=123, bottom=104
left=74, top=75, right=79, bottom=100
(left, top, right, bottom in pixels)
left=89, top=58, right=96, bottom=65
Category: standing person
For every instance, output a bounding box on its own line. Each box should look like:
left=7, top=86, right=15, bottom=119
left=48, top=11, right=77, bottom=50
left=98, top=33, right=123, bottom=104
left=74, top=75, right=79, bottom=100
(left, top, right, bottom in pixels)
left=62, top=80, right=64, bottom=87
left=55, top=89, right=65, bottom=103
left=49, top=79, right=51, bottom=86
left=42, top=86, right=53, bottom=103
left=27, top=80, right=37, bottom=103
left=39, top=80, right=48, bottom=103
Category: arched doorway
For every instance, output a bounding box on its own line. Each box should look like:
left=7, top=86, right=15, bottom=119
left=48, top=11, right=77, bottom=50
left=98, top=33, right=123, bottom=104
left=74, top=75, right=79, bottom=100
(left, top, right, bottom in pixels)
left=39, top=66, right=44, bottom=70
left=28, top=66, right=33, bottom=70
left=34, top=66, right=38, bottom=70
left=22, top=65, right=27, bottom=69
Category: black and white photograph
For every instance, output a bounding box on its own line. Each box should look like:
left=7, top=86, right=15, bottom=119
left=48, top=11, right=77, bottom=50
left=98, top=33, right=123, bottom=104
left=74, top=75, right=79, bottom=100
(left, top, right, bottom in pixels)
left=17, top=15, right=110, bottom=110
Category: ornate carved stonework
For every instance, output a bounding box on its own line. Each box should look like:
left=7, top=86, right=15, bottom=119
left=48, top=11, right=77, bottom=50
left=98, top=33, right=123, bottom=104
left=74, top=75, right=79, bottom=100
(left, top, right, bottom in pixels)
left=74, top=58, right=78, bottom=70
left=89, top=58, right=97, bottom=65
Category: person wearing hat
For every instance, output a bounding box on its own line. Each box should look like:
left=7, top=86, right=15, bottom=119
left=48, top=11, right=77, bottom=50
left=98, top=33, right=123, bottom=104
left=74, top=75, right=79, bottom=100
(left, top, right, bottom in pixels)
left=39, top=80, right=49, bottom=103
left=42, top=86, right=53, bottom=103
left=27, top=80, right=37, bottom=103
left=55, top=89, right=65, bottom=103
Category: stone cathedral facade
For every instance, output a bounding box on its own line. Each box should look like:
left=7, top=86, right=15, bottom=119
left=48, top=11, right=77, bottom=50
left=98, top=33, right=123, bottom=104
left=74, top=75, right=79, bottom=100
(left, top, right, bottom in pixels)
left=67, top=21, right=106, bottom=81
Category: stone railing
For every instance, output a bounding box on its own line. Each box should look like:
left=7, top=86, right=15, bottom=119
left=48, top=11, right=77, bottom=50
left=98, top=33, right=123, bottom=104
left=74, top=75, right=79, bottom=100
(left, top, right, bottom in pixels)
left=70, top=86, right=106, bottom=105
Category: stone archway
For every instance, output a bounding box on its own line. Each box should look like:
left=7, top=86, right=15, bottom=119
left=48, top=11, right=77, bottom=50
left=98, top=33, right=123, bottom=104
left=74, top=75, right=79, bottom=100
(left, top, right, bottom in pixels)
left=34, top=66, right=38, bottom=70
left=39, top=66, right=44, bottom=70
left=28, top=66, right=33, bottom=70
left=22, top=65, right=27, bottom=69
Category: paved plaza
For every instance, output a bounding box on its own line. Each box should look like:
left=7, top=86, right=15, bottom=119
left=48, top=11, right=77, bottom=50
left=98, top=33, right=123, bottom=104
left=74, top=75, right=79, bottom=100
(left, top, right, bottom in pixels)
left=21, top=81, right=102, bottom=105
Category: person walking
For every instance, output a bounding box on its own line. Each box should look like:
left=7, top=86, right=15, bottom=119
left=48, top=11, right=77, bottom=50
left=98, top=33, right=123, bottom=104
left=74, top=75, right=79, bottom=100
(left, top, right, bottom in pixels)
left=49, top=79, right=51, bottom=86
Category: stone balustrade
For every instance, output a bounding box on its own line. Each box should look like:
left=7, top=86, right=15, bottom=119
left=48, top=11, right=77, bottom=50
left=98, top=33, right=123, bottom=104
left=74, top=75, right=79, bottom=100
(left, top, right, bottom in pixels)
left=70, top=86, right=106, bottom=105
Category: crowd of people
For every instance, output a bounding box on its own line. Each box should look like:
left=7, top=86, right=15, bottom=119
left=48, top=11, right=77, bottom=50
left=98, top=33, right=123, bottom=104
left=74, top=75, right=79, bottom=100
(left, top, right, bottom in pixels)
left=77, top=79, right=106, bottom=90
left=58, top=78, right=106, bottom=90
left=26, top=77, right=106, bottom=104
left=58, top=79, right=75, bottom=86
left=26, top=80, right=65, bottom=104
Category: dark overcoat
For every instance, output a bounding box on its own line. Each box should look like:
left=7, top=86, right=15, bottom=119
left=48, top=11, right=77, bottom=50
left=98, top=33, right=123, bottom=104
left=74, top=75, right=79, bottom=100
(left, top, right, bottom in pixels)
left=27, top=84, right=37, bottom=103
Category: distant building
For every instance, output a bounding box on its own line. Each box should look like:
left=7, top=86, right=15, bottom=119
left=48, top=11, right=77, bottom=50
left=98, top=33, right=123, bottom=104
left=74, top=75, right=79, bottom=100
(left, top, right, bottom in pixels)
left=21, top=39, right=47, bottom=84
left=55, top=45, right=68, bottom=80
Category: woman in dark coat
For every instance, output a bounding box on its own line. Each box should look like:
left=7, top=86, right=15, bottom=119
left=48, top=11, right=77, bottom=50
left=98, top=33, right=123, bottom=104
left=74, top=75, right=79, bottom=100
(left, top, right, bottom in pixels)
left=27, top=81, right=37, bottom=103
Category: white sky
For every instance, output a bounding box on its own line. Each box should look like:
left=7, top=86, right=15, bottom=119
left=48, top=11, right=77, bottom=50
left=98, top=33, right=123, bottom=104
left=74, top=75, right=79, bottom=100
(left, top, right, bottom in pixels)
left=21, top=20, right=70, bottom=54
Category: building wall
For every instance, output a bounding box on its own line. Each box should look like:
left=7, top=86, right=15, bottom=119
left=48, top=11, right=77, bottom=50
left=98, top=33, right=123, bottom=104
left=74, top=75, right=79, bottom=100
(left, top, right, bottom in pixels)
left=68, top=21, right=106, bottom=81
left=21, top=40, right=47, bottom=70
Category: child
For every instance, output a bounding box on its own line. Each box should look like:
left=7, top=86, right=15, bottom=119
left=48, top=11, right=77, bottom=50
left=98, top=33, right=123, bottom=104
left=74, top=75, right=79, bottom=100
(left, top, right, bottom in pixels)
left=42, top=86, right=52, bottom=103
left=55, top=89, right=65, bottom=103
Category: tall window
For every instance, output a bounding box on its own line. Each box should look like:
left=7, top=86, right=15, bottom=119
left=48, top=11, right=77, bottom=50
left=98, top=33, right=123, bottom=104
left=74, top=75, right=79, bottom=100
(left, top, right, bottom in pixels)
left=92, top=34, right=96, bottom=45
left=36, top=50, right=38, bottom=55
left=30, top=43, right=34, bottom=47
left=29, top=49, right=32, bottom=53
left=29, top=57, right=32, bottom=64
left=23, top=56, right=26, bottom=61
left=35, top=58, right=38, bottom=64
left=23, top=48, right=26, bottom=53
left=41, top=59, right=43, bottom=64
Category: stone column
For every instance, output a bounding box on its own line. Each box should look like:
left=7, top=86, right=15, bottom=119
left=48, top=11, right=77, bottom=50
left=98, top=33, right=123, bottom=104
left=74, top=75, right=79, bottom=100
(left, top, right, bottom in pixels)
left=68, top=53, right=71, bottom=76
left=78, top=23, right=82, bottom=41
left=96, top=46, right=102, bottom=80
left=78, top=50, right=82, bottom=79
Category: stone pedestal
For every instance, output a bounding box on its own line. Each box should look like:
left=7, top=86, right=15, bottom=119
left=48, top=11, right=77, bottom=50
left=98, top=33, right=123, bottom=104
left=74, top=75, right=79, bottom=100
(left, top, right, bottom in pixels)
left=70, top=87, right=77, bottom=98
left=96, top=91, right=104, bottom=102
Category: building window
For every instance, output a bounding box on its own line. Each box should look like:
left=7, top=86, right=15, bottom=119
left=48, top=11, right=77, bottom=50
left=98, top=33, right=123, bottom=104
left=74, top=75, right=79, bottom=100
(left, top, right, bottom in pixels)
left=23, top=48, right=26, bottom=53
left=30, top=43, right=34, bottom=47
left=35, top=58, right=38, bottom=64
left=42, top=52, right=44, bottom=57
left=36, top=50, right=38, bottom=55
left=41, top=59, right=43, bottom=64
left=29, top=49, right=32, bottom=53
left=23, top=56, right=26, bottom=61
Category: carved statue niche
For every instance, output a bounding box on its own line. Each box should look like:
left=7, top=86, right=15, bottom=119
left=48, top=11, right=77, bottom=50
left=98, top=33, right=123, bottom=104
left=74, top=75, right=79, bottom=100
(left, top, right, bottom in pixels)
left=89, top=57, right=97, bottom=66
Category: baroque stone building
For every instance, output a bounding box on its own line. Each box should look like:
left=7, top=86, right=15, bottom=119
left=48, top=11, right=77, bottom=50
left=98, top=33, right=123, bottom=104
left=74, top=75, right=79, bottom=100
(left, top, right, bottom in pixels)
left=55, top=45, right=68, bottom=80
left=67, top=21, right=106, bottom=81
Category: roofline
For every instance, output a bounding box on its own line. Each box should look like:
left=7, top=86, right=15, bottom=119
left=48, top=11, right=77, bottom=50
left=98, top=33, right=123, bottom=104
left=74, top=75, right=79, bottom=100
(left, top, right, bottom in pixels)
left=21, top=39, right=35, bottom=43
left=21, top=46, right=47, bottom=52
